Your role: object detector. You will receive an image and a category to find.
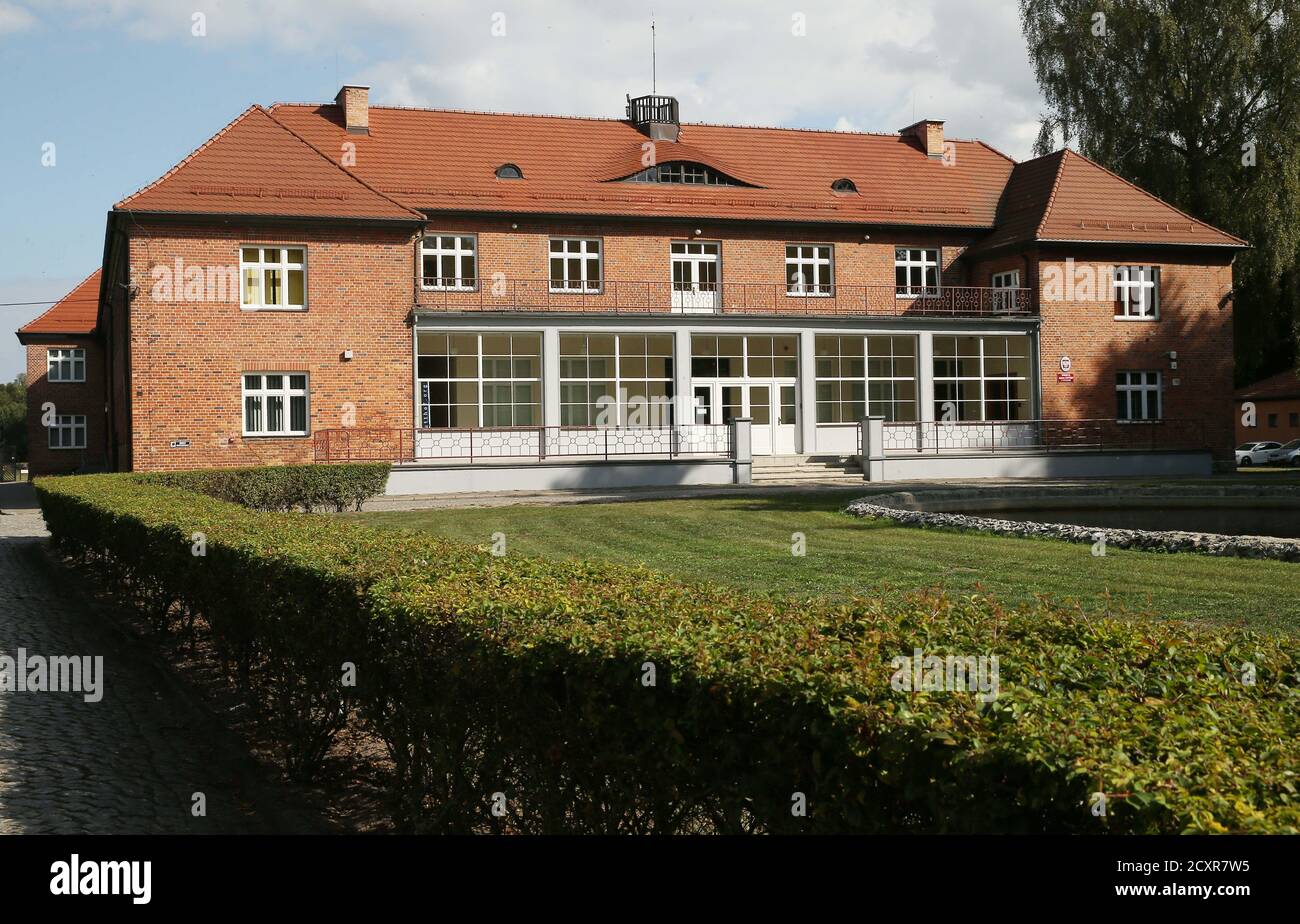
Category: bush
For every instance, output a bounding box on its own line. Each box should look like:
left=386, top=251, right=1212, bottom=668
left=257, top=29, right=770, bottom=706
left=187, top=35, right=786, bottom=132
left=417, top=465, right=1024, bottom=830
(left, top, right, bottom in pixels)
left=33, top=472, right=1300, bottom=833
left=138, top=462, right=390, bottom=512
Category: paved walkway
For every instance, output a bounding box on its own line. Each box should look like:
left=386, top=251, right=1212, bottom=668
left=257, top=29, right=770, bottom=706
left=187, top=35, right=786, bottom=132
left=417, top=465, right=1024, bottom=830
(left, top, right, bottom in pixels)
left=0, top=482, right=326, bottom=834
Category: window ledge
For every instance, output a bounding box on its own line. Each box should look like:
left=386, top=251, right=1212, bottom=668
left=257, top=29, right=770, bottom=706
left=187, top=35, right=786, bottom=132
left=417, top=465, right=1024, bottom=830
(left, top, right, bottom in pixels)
left=241, top=305, right=308, bottom=313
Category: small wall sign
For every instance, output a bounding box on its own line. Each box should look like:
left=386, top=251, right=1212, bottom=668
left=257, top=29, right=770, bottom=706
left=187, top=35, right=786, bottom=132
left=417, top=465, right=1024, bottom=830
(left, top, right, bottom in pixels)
left=1056, top=373, right=1075, bottom=383
left=169, top=439, right=191, bottom=449
left=1059, top=355, right=1072, bottom=373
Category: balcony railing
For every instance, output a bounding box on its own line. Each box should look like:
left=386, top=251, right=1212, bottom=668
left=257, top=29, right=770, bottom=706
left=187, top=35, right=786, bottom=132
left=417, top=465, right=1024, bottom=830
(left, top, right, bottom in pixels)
left=881, top=418, right=1206, bottom=455
left=414, top=278, right=1033, bottom=318
left=314, top=424, right=734, bottom=464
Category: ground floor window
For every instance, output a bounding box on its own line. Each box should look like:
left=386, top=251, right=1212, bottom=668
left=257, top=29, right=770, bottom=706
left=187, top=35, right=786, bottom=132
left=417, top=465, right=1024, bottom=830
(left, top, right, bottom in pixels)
left=932, top=335, right=1031, bottom=421
left=243, top=373, right=309, bottom=436
left=814, top=335, right=918, bottom=423
left=48, top=414, right=86, bottom=449
left=690, top=334, right=797, bottom=378
left=417, top=332, right=541, bottom=427
left=1116, top=371, right=1161, bottom=420
left=559, top=332, right=674, bottom=426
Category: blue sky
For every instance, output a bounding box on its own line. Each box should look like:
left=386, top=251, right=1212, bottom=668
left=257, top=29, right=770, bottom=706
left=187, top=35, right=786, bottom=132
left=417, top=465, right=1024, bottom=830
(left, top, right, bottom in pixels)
left=0, top=0, right=1045, bottom=380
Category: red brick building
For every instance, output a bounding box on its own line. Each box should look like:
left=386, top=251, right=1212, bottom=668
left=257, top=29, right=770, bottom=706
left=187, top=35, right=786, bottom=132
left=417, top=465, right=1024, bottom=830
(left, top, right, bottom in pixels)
left=1234, top=369, right=1300, bottom=446
left=18, top=86, right=1246, bottom=486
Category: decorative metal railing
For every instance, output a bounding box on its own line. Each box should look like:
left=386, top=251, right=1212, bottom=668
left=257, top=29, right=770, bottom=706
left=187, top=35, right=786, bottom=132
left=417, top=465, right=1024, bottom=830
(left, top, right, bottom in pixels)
left=881, top=418, right=1206, bottom=455
left=314, top=424, right=734, bottom=464
left=414, top=279, right=1033, bottom=317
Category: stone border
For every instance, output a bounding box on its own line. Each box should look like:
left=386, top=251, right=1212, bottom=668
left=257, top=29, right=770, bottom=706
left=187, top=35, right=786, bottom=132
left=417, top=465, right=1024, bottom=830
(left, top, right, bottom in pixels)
left=845, top=484, right=1300, bottom=562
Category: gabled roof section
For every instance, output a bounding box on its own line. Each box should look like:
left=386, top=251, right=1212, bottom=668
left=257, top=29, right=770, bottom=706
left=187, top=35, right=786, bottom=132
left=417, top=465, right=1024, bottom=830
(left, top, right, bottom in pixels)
left=114, top=106, right=423, bottom=222
left=974, top=149, right=1246, bottom=253
left=17, top=269, right=101, bottom=339
left=268, top=103, right=1016, bottom=228
left=1235, top=368, right=1300, bottom=401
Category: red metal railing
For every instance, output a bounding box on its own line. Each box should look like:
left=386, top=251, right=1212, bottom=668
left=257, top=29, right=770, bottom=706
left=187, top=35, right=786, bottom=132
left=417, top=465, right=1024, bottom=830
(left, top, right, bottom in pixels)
left=413, top=278, right=1033, bottom=317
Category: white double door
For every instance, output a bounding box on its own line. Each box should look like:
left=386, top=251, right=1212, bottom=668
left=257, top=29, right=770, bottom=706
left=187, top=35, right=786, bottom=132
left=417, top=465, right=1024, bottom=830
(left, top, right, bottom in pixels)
left=692, top=380, right=798, bottom=455
left=671, top=242, right=720, bottom=312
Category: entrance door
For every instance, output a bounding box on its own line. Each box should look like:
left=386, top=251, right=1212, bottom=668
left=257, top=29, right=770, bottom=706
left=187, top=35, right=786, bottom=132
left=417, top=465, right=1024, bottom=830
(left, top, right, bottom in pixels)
left=672, top=242, right=720, bottom=313
left=748, top=385, right=772, bottom=455
left=774, top=384, right=797, bottom=454
left=692, top=381, right=797, bottom=456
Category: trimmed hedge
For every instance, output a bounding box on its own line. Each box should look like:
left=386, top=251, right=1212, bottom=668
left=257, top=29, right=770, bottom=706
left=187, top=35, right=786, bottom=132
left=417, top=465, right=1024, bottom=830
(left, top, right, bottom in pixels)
left=138, top=462, right=390, bottom=512
left=34, top=470, right=1300, bottom=833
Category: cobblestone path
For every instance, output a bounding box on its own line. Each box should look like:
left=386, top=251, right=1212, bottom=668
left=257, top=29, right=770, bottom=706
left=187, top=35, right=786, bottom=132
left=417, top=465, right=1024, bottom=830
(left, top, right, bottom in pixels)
left=0, top=483, right=326, bottom=834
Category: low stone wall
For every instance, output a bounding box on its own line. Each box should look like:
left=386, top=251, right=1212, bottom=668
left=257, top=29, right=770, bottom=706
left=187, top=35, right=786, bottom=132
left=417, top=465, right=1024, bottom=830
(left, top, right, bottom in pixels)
left=845, top=484, right=1300, bottom=562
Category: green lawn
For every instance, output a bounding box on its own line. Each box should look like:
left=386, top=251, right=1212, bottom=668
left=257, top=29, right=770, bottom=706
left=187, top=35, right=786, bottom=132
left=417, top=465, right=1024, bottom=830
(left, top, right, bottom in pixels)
left=352, top=490, right=1300, bottom=633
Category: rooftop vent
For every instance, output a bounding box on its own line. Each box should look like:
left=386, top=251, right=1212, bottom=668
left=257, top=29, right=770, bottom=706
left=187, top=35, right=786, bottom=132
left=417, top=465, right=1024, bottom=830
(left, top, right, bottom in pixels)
left=627, top=94, right=680, bottom=142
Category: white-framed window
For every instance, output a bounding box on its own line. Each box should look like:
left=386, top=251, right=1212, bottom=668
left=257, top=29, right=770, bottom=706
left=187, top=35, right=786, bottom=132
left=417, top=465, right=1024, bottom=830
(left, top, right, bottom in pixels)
left=932, top=335, right=1032, bottom=421
left=1113, top=265, right=1159, bottom=319
left=420, top=235, right=477, bottom=290
left=814, top=335, right=918, bottom=423
left=416, top=332, right=542, bottom=428
left=47, top=348, right=86, bottom=383
left=243, top=373, right=309, bottom=436
left=786, top=244, right=833, bottom=295
left=549, top=238, right=602, bottom=292
left=895, top=248, right=940, bottom=296
left=1116, top=371, right=1162, bottom=420
left=559, top=333, right=675, bottom=426
left=48, top=415, right=86, bottom=450
left=241, top=246, right=306, bottom=310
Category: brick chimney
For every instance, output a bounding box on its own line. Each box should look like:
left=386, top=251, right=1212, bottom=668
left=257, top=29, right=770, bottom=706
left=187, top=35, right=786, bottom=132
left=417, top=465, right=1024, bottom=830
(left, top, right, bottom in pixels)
left=336, top=84, right=370, bottom=134
left=899, top=119, right=946, bottom=158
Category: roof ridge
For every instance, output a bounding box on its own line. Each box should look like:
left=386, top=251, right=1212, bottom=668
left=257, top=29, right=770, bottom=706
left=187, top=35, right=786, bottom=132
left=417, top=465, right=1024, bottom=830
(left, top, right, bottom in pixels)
left=1032, top=149, right=1069, bottom=239
left=116, top=105, right=263, bottom=210
left=261, top=109, right=424, bottom=219
left=1059, top=148, right=1247, bottom=246
left=18, top=269, right=101, bottom=336
left=266, top=100, right=994, bottom=144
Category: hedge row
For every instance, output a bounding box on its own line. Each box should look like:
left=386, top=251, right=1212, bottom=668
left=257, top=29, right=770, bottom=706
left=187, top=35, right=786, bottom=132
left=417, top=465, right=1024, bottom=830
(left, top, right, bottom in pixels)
left=138, top=462, right=390, bottom=512
left=35, top=470, right=1300, bottom=833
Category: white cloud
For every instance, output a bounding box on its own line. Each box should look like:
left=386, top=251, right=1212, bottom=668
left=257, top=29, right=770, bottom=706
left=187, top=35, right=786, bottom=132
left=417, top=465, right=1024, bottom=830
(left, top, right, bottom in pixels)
left=0, top=2, right=35, bottom=35
left=46, top=0, right=1046, bottom=158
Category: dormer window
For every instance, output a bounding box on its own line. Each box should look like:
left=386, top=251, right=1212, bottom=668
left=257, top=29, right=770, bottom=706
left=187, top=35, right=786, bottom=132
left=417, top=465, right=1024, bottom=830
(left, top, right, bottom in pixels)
left=831, top=178, right=858, bottom=194
left=627, top=161, right=740, bottom=186
left=495, top=163, right=524, bottom=179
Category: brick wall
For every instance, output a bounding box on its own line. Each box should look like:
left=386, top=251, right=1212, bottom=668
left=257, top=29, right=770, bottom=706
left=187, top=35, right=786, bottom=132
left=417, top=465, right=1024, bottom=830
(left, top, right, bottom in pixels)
left=123, top=220, right=417, bottom=471
left=1034, top=247, right=1236, bottom=461
left=1235, top=397, right=1300, bottom=446
left=25, top=339, right=108, bottom=475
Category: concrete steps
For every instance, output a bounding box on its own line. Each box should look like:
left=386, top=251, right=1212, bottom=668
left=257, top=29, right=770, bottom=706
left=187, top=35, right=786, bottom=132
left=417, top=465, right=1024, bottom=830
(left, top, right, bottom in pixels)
left=751, top=455, right=866, bottom=484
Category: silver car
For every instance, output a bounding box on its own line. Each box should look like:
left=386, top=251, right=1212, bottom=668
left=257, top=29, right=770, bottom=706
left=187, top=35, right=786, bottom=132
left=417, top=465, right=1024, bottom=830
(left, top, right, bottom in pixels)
left=1267, top=438, right=1300, bottom=466
left=1236, top=441, right=1282, bottom=465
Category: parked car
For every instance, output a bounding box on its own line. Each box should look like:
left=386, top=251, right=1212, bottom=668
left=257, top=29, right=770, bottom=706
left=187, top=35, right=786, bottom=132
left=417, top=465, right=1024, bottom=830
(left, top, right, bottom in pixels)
left=1236, top=441, right=1283, bottom=465
left=1267, top=439, right=1300, bottom=466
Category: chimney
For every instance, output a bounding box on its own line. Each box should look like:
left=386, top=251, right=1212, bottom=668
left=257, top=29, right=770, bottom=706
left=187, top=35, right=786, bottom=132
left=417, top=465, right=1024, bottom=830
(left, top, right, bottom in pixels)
left=627, top=93, right=680, bottom=142
left=336, top=84, right=370, bottom=135
left=899, top=119, right=946, bottom=158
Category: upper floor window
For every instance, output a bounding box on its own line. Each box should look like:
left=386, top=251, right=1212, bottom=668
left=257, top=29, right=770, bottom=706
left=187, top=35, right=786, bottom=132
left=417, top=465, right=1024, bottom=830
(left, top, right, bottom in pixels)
left=991, top=270, right=1021, bottom=313
left=1116, top=371, right=1161, bottom=421
left=48, top=414, right=86, bottom=450
left=895, top=248, right=940, bottom=297
left=243, top=373, right=309, bottom=436
left=421, top=235, right=477, bottom=290
left=549, top=238, right=602, bottom=292
left=47, top=348, right=85, bottom=383
left=627, top=161, right=739, bottom=185
left=1113, top=265, right=1159, bottom=319
left=241, top=247, right=305, bottom=310
left=786, top=244, right=832, bottom=296
left=495, top=163, right=524, bottom=179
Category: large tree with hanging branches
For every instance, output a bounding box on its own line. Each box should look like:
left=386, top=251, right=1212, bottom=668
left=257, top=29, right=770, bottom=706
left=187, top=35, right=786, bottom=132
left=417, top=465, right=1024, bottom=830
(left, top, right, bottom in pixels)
left=1020, top=0, right=1300, bottom=383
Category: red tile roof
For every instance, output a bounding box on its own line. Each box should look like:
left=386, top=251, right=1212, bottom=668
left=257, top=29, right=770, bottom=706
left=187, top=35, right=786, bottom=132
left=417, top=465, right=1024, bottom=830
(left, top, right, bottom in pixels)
left=115, top=106, right=424, bottom=221
left=17, top=270, right=101, bottom=338
left=1235, top=368, right=1300, bottom=401
left=267, top=104, right=1015, bottom=228
left=974, top=149, right=1244, bottom=252
left=104, top=96, right=1248, bottom=249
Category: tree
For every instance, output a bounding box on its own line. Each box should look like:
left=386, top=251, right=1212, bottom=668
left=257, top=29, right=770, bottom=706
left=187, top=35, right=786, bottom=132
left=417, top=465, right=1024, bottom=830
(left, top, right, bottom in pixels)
left=0, top=373, right=27, bottom=463
left=1020, top=0, right=1300, bottom=384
